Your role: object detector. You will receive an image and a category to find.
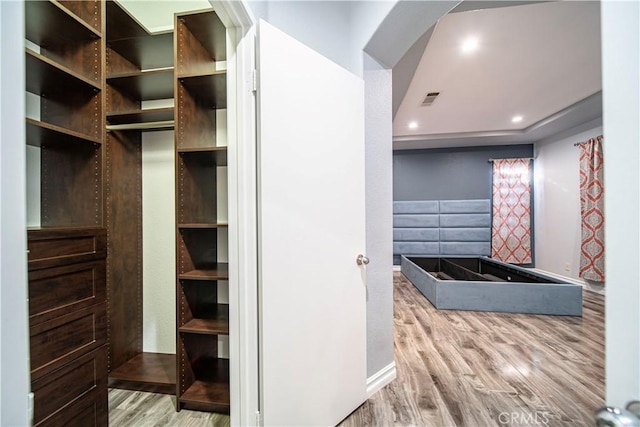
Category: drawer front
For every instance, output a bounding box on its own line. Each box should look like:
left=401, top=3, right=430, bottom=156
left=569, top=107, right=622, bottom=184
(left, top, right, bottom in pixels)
left=28, top=228, right=106, bottom=270
left=29, top=261, right=106, bottom=325
left=30, top=303, right=107, bottom=380
left=32, top=345, right=107, bottom=427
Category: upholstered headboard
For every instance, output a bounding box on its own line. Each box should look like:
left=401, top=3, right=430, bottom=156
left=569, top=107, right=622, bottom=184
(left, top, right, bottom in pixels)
left=393, top=199, right=491, bottom=264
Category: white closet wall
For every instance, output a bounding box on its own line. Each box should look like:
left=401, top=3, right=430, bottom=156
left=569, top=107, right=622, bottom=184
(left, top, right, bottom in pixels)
left=142, top=129, right=176, bottom=353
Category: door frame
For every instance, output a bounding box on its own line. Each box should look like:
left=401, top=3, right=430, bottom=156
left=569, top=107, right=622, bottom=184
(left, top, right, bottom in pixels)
left=0, top=1, right=30, bottom=426
left=210, top=1, right=260, bottom=426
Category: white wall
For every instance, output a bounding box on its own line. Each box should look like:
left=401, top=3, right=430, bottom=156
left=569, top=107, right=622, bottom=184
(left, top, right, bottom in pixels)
left=0, top=1, right=31, bottom=425
left=364, top=54, right=394, bottom=381
left=142, top=130, right=176, bottom=354
left=348, top=1, right=397, bottom=73
left=247, top=1, right=400, bottom=76
left=262, top=2, right=353, bottom=70
left=602, top=0, right=640, bottom=408
left=534, top=119, right=603, bottom=293
left=26, top=91, right=41, bottom=227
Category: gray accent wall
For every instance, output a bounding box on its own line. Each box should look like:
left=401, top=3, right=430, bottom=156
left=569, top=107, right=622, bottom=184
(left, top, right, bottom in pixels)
left=393, top=145, right=534, bottom=201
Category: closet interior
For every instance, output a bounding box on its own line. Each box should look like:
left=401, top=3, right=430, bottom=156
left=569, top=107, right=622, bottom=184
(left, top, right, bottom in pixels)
left=24, top=0, right=231, bottom=421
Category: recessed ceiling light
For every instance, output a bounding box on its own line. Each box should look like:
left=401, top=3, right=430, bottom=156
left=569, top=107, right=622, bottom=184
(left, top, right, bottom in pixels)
left=408, top=121, right=418, bottom=129
left=512, top=115, right=523, bottom=123
left=461, top=37, right=479, bottom=54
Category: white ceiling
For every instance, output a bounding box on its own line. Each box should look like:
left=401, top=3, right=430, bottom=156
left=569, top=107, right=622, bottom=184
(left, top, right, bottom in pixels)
left=393, top=1, right=602, bottom=145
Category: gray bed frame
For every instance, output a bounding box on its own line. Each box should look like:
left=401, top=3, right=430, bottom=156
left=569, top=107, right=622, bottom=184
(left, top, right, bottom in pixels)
left=401, top=255, right=583, bottom=316
left=393, top=199, right=492, bottom=265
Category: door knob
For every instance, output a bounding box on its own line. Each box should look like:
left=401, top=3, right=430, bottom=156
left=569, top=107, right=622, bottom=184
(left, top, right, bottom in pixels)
left=356, top=254, right=369, bottom=266
left=595, top=406, right=640, bottom=426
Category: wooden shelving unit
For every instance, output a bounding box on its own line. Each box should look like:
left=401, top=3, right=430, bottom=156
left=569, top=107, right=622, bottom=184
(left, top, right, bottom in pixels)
left=24, top=0, right=104, bottom=228
left=25, top=3, right=104, bottom=230
left=179, top=358, right=230, bottom=413
left=175, top=9, right=230, bottom=414
left=26, top=49, right=102, bottom=94
left=26, top=118, right=102, bottom=148
left=24, top=1, right=108, bottom=424
left=178, top=264, right=230, bottom=281
left=107, top=69, right=175, bottom=100
left=104, top=0, right=176, bottom=394
left=107, top=107, right=174, bottom=126
left=108, top=353, right=176, bottom=394
left=178, top=223, right=228, bottom=229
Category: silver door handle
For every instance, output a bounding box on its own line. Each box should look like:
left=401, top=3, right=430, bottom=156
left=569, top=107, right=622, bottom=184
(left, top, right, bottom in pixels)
left=595, top=405, right=640, bottom=427
left=356, top=254, right=369, bottom=265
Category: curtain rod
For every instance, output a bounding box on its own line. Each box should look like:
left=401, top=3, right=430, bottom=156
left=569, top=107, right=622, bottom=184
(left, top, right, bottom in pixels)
left=574, top=135, right=604, bottom=146
left=487, top=157, right=535, bottom=162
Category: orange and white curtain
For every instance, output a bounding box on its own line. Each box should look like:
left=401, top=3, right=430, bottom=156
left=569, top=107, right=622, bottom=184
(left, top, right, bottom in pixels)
left=578, top=136, right=605, bottom=282
left=491, top=158, right=532, bottom=264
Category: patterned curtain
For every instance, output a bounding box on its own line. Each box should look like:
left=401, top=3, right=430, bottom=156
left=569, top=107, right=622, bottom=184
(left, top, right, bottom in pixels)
left=491, top=158, right=532, bottom=264
left=579, top=136, right=605, bottom=282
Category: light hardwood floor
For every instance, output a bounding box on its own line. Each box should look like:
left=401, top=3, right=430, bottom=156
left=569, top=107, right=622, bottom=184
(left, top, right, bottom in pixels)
left=339, top=273, right=604, bottom=427
left=109, top=273, right=604, bottom=426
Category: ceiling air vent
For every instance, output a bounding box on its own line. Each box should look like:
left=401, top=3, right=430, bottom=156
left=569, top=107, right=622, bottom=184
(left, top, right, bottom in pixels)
left=421, top=91, right=440, bottom=107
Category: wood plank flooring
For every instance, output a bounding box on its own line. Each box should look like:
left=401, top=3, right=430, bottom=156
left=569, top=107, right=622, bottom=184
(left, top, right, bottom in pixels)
left=109, top=388, right=230, bottom=426
left=339, top=273, right=604, bottom=427
left=109, top=272, right=604, bottom=426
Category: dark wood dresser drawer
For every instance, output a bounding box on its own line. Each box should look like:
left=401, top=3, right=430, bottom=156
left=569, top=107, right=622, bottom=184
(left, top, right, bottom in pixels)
left=28, top=227, right=107, bottom=271
left=29, top=260, right=106, bottom=325
left=30, top=303, right=107, bottom=381
left=32, top=345, right=108, bottom=427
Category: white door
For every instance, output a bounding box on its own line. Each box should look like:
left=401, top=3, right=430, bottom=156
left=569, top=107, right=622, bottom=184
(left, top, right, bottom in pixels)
left=256, top=20, right=367, bottom=427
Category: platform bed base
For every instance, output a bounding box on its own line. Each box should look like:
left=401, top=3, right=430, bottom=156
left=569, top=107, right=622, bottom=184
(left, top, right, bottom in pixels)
left=400, top=256, right=583, bottom=316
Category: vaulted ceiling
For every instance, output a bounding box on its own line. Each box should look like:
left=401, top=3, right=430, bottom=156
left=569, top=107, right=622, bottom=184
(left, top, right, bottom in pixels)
left=393, top=1, right=602, bottom=149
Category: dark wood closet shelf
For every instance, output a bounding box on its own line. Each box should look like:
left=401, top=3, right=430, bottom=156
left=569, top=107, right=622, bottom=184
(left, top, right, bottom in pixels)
left=108, top=69, right=174, bottom=100
left=179, top=264, right=229, bottom=281
left=108, top=33, right=174, bottom=71
left=109, top=352, right=176, bottom=394
left=178, top=147, right=227, bottom=166
left=178, top=71, right=227, bottom=109
left=26, top=49, right=101, bottom=96
left=106, top=1, right=173, bottom=70
left=177, top=11, right=227, bottom=62
left=179, top=304, right=229, bottom=335
left=179, top=358, right=230, bottom=413
left=26, top=118, right=102, bottom=147
left=25, top=0, right=101, bottom=46
left=107, top=107, right=174, bottom=124
left=106, top=0, right=148, bottom=41
left=178, top=223, right=228, bottom=229
left=106, top=108, right=174, bottom=131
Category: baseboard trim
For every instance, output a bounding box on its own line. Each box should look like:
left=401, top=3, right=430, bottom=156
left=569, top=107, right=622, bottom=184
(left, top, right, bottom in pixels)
left=530, top=268, right=605, bottom=295
left=392, top=265, right=401, bottom=272
left=366, top=361, right=396, bottom=398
